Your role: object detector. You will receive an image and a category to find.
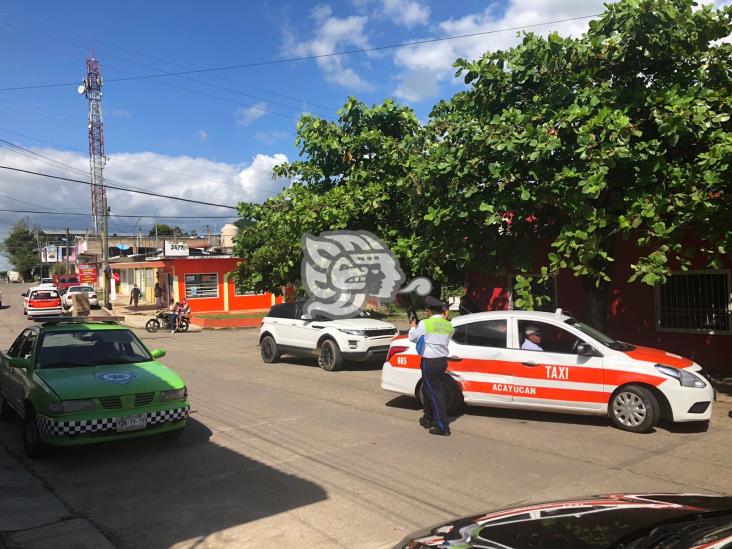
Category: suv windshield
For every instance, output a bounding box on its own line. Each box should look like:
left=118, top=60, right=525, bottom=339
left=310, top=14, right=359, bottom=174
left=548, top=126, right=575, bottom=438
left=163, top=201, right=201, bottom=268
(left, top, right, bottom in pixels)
left=37, top=329, right=152, bottom=368
left=565, top=318, right=634, bottom=351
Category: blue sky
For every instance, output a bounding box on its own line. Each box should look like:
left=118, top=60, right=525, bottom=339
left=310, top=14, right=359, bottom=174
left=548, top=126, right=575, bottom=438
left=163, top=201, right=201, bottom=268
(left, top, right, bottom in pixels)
left=0, top=0, right=727, bottom=269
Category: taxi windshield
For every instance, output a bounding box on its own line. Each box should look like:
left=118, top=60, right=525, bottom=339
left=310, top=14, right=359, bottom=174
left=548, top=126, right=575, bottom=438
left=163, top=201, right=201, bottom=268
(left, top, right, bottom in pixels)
left=564, top=318, right=634, bottom=351
left=37, top=329, right=152, bottom=369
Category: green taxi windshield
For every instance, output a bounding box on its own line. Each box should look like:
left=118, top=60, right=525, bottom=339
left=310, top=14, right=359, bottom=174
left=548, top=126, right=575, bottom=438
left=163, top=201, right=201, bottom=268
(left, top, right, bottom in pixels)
left=37, top=329, right=152, bottom=369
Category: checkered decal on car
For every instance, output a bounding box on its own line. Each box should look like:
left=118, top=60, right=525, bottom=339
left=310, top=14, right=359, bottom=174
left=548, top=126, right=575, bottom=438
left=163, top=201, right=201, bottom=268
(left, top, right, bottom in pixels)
left=38, top=405, right=190, bottom=437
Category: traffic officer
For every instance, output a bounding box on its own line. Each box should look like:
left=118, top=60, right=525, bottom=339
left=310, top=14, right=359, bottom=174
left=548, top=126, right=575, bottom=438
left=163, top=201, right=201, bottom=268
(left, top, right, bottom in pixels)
left=409, top=295, right=455, bottom=436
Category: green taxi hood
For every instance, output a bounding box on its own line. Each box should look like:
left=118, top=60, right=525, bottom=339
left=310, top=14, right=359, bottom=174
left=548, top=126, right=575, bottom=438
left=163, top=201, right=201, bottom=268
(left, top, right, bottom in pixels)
left=36, top=361, right=185, bottom=400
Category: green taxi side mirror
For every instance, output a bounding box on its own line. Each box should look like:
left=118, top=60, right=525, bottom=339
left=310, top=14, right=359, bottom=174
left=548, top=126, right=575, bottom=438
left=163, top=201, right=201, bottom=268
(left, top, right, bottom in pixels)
left=150, top=349, right=166, bottom=360
left=9, top=357, right=31, bottom=370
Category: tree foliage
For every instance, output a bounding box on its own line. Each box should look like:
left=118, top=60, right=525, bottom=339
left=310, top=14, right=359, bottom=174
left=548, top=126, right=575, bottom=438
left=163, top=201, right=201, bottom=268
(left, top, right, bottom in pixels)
left=1, top=219, right=41, bottom=278
left=234, top=0, right=731, bottom=326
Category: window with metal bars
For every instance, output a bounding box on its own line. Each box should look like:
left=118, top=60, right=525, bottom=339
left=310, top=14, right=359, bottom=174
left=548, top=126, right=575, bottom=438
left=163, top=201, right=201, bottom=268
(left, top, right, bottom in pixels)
left=657, top=270, right=731, bottom=334
left=184, top=273, right=218, bottom=299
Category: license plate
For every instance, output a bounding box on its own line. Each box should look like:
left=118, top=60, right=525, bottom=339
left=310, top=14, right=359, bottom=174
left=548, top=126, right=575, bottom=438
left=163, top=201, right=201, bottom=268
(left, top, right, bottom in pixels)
left=116, top=415, right=146, bottom=432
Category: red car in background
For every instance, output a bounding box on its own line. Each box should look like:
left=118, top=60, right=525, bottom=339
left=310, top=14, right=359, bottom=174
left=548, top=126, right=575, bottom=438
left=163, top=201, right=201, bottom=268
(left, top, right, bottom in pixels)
left=51, top=274, right=81, bottom=293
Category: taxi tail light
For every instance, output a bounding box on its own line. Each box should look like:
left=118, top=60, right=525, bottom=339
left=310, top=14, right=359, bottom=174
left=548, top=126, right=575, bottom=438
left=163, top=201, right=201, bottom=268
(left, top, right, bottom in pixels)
left=386, top=345, right=409, bottom=361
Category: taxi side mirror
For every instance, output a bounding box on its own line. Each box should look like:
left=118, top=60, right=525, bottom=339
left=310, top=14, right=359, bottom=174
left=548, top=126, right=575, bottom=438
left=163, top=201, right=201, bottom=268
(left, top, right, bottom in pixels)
left=576, top=343, right=600, bottom=357
left=9, top=357, right=31, bottom=370
left=150, top=348, right=166, bottom=360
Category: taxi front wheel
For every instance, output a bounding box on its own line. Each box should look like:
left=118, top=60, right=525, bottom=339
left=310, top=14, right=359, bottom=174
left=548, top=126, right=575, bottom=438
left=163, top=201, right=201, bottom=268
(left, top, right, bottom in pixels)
left=23, top=408, right=50, bottom=459
left=609, top=385, right=659, bottom=433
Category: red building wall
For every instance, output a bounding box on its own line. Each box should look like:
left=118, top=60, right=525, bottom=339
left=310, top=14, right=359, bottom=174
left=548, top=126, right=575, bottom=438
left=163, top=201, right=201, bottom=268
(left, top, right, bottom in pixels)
left=171, top=258, right=280, bottom=313
left=466, top=239, right=732, bottom=374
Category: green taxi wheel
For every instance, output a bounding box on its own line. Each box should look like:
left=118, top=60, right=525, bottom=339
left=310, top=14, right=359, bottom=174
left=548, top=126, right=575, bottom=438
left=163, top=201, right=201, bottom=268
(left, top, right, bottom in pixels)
left=0, top=389, right=13, bottom=420
left=23, top=408, right=49, bottom=459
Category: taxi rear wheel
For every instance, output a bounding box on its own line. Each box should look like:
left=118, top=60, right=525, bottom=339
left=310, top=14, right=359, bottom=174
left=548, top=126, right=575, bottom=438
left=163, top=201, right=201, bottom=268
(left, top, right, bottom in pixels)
left=609, top=385, right=659, bottom=433
left=419, top=375, right=465, bottom=417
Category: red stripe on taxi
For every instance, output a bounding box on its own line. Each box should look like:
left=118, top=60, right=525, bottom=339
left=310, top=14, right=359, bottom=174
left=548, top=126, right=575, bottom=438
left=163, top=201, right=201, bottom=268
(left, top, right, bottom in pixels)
left=389, top=356, right=665, bottom=387
left=462, top=381, right=609, bottom=403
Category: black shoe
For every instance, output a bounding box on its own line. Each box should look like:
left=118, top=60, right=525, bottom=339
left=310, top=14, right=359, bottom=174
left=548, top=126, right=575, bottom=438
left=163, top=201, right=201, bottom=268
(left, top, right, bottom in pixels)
left=419, top=416, right=433, bottom=429
left=429, top=427, right=451, bottom=436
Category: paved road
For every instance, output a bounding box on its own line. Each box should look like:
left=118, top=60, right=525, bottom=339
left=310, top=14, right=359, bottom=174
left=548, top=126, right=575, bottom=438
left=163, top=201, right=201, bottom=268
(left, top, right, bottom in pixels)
left=0, top=283, right=730, bottom=549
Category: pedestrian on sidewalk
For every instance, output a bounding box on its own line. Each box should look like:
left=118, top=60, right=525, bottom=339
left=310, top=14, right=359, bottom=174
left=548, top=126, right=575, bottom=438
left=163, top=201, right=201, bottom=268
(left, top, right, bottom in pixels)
left=130, top=284, right=141, bottom=308
left=154, top=282, right=163, bottom=309
left=409, top=296, right=454, bottom=436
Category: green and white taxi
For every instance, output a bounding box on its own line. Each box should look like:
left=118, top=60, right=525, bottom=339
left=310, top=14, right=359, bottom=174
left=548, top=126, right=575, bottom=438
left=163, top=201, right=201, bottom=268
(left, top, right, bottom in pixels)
left=0, top=318, right=189, bottom=458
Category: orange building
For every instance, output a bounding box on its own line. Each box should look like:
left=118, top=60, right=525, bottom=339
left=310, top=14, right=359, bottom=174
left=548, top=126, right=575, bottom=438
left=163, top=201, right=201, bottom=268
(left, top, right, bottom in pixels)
left=111, top=256, right=281, bottom=313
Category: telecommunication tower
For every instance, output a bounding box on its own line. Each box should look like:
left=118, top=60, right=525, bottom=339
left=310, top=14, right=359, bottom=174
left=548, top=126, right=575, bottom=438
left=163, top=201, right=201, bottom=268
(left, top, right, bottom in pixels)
left=79, top=56, right=111, bottom=308
left=78, top=57, right=107, bottom=235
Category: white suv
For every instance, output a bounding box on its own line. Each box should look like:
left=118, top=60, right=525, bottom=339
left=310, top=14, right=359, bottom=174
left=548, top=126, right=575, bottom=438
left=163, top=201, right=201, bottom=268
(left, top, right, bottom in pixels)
left=259, top=302, right=399, bottom=371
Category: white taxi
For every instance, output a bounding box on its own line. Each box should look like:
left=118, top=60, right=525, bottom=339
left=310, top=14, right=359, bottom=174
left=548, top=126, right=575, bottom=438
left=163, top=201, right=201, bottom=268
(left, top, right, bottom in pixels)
left=381, top=310, right=714, bottom=432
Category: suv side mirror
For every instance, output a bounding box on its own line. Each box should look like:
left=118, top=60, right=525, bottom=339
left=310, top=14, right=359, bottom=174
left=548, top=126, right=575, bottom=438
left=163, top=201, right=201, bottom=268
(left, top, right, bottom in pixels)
left=576, top=343, right=600, bottom=357
left=9, top=357, right=31, bottom=370
left=150, top=348, right=166, bottom=359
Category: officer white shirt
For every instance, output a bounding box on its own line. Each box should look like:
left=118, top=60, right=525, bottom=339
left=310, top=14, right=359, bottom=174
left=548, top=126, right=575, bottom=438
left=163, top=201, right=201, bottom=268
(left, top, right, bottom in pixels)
left=409, top=315, right=452, bottom=359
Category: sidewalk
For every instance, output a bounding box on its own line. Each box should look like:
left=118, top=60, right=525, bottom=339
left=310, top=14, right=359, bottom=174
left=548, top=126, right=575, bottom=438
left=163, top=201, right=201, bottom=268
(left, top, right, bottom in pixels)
left=0, top=444, right=113, bottom=548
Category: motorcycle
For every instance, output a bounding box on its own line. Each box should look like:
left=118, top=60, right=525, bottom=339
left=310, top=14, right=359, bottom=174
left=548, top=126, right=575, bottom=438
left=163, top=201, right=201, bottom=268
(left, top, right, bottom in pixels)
left=145, top=310, right=190, bottom=333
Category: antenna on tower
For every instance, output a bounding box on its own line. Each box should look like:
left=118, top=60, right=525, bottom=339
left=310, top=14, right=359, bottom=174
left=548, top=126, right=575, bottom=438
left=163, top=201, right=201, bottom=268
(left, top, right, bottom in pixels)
left=79, top=56, right=107, bottom=235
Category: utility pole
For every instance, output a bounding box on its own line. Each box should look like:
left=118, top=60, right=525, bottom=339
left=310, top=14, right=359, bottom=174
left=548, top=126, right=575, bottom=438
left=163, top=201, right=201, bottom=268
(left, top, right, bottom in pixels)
left=65, top=228, right=70, bottom=274
left=80, top=56, right=110, bottom=308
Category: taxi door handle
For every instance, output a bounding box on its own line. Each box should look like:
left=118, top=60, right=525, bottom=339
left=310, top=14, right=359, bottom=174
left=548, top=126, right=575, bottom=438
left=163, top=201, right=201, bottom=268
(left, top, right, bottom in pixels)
left=521, top=361, right=539, bottom=367
left=447, top=356, right=462, bottom=362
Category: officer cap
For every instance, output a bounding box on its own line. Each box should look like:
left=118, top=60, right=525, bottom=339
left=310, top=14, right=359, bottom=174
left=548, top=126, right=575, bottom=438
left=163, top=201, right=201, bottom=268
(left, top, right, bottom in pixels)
left=425, top=295, right=447, bottom=312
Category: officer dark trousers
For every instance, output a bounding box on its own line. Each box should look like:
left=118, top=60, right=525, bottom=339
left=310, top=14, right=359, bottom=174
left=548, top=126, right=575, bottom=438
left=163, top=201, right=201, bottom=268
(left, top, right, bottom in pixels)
left=420, top=356, right=449, bottom=431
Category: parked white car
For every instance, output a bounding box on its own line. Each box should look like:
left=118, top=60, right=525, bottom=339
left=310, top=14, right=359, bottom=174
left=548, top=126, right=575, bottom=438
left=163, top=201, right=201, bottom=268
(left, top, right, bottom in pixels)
left=381, top=309, right=714, bottom=433
left=62, top=285, right=99, bottom=309
left=22, top=287, right=63, bottom=318
left=259, top=302, right=399, bottom=371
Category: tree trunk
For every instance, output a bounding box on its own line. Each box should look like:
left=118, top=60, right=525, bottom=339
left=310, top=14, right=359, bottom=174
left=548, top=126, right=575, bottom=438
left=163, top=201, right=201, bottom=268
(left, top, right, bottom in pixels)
left=583, top=280, right=612, bottom=332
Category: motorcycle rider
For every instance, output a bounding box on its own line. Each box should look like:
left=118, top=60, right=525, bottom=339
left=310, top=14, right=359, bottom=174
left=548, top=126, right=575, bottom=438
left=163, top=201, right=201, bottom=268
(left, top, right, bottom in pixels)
left=168, top=299, right=179, bottom=334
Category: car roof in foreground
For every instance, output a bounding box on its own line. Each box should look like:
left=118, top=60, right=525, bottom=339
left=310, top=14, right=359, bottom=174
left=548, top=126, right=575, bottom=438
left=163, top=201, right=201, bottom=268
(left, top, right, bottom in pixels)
left=40, top=320, right=129, bottom=332
left=452, top=310, right=572, bottom=325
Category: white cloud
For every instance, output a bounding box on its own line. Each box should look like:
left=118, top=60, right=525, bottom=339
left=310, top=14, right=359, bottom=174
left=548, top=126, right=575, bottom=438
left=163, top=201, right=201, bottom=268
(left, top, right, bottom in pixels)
left=0, top=148, right=290, bottom=241
left=254, top=131, right=288, bottom=144
left=283, top=5, right=374, bottom=90
left=381, top=0, right=429, bottom=28
left=195, top=129, right=209, bottom=142
left=235, top=103, right=267, bottom=127
left=392, top=0, right=611, bottom=102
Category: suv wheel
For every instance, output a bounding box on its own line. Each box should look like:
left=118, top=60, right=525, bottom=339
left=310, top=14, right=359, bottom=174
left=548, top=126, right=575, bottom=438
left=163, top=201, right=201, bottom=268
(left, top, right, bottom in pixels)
left=260, top=335, right=280, bottom=363
left=318, top=339, right=343, bottom=371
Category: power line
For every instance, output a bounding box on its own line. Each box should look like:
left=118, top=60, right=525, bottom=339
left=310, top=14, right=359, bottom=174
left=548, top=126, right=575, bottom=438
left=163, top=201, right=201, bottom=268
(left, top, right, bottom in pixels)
left=0, top=133, right=285, bottom=196
left=0, top=208, right=236, bottom=219
left=0, top=14, right=601, bottom=92
left=1, top=17, right=337, bottom=112
left=0, top=165, right=239, bottom=210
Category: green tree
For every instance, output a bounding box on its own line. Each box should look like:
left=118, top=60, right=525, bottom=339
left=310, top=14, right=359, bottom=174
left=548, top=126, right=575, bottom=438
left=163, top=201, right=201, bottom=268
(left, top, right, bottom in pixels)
left=233, top=0, right=731, bottom=329
left=149, top=223, right=175, bottom=237
left=235, top=98, right=426, bottom=293
left=423, top=0, right=731, bottom=326
left=1, top=219, right=41, bottom=279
